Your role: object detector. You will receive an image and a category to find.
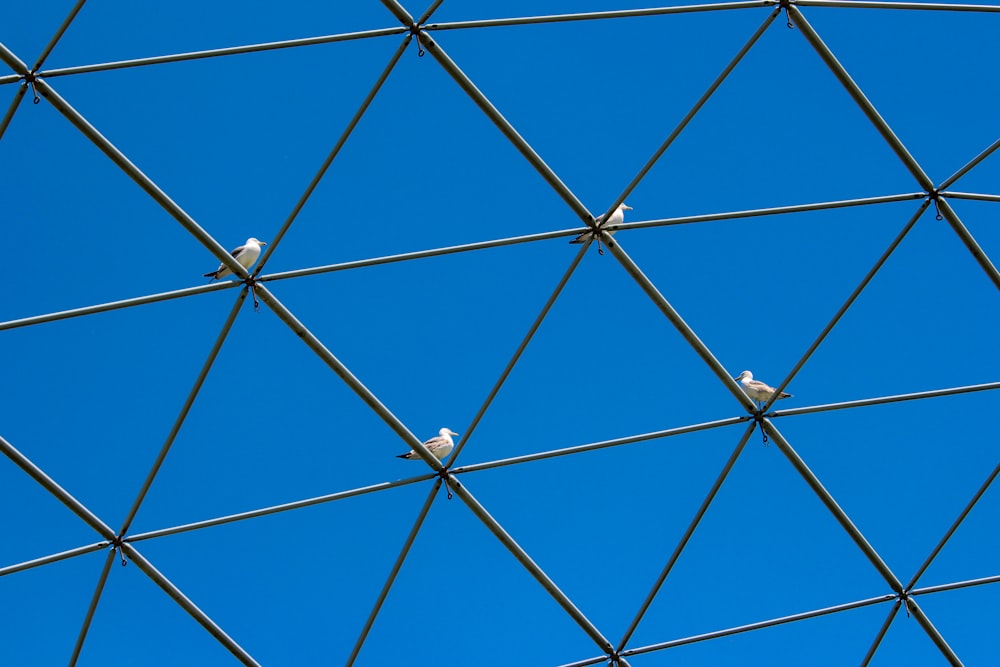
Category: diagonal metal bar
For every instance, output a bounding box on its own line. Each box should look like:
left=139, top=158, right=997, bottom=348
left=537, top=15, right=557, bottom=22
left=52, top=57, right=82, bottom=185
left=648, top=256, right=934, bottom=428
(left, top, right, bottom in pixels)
left=0, top=541, right=108, bottom=578
left=0, top=41, right=29, bottom=75
left=761, top=201, right=929, bottom=411
left=0, top=82, right=27, bottom=141
left=126, top=473, right=434, bottom=543
left=68, top=549, right=116, bottom=667
left=942, top=191, right=1000, bottom=203
left=122, top=543, right=261, bottom=667
left=789, top=5, right=935, bottom=191
left=417, top=0, right=446, bottom=25
left=911, top=573, right=1000, bottom=596
left=601, top=7, right=779, bottom=225
left=762, top=419, right=903, bottom=591
left=554, top=656, right=609, bottom=667
left=617, top=421, right=756, bottom=650
left=904, top=597, right=964, bottom=666
left=796, top=0, right=1000, bottom=11
left=252, top=283, right=440, bottom=467
left=345, top=479, right=441, bottom=666
left=935, top=197, right=1000, bottom=290
left=447, top=474, right=615, bottom=653
left=39, top=27, right=408, bottom=78
left=860, top=600, right=901, bottom=667
left=605, top=237, right=758, bottom=412
left=32, top=78, right=248, bottom=278
left=453, top=417, right=747, bottom=475
left=118, top=291, right=247, bottom=536
left=938, top=137, right=1000, bottom=191
left=771, top=381, right=1000, bottom=417
left=0, top=435, right=114, bottom=539
left=616, top=593, right=897, bottom=659
left=254, top=35, right=412, bottom=276
left=31, top=0, right=87, bottom=72
left=448, top=241, right=590, bottom=466
left=0, top=282, right=235, bottom=332
left=906, top=460, right=1000, bottom=591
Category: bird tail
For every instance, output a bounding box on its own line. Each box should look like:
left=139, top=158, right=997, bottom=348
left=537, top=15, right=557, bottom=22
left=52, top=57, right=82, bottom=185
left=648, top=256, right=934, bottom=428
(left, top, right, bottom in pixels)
left=203, top=271, right=218, bottom=280
left=779, top=392, right=792, bottom=399
left=569, top=232, right=590, bottom=244
left=396, top=452, right=413, bottom=459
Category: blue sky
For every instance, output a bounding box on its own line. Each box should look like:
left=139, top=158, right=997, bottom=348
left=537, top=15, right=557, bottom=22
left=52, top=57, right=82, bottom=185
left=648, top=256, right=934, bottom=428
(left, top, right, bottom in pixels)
left=1, top=2, right=998, bottom=665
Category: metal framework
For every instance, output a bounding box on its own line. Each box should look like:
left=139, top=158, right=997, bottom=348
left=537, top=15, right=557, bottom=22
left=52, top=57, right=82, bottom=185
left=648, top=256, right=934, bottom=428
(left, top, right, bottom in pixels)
left=0, top=1, right=997, bottom=665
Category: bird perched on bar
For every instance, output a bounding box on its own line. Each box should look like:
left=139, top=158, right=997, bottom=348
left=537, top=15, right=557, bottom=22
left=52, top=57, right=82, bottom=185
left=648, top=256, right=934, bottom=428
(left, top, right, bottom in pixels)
left=204, top=237, right=266, bottom=281
left=734, top=370, right=792, bottom=407
left=570, top=203, right=633, bottom=253
left=397, top=428, right=459, bottom=461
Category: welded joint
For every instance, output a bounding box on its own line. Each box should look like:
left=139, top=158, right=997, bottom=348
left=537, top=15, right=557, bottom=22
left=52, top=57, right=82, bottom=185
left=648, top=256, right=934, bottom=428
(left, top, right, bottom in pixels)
left=21, top=70, right=41, bottom=104
left=926, top=190, right=945, bottom=220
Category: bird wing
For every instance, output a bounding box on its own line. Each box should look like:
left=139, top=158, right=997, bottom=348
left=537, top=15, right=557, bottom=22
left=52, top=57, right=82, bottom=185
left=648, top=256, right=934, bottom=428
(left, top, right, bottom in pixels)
left=229, top=244, right=248, bottom=259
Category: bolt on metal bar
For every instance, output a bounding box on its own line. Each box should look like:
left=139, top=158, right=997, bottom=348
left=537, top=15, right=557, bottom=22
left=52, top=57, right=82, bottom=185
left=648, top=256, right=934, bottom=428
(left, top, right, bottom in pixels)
left=907, top=460, right=1000, bottom=591
left=417, top=0, right=446, bottom=25
left=253, top=284, right=440, bottom=467
left=68, top=549, right=116, bottom=667
left=762, top=420, right=903, bottom=592
left=604, top=7, right=779, bottom=226
left=860, top=600, right=901, bottom=667
left=122, top=543, right=261, bottom=667
left=31, top=0, right=87, bottom=72
left=0, top=435, right=114, bottom=539
left=941, top=191, right=1000, bottom=203
left=345, top=479, right=441, bottom=666
left=605, top=237, right=758, bottom=412
left=904, top=597, right=964, bottom=667
left=761, top=201, right=928, bottom=411
left=0, top=541, right=108, bottom=578
left=254, top=36, right=411, bottom=277
left=938, top=137, right=1000, bottom=191
left=789, top=5, right=935, bottom=192
left=127, top=474, right=434, bottom=543
left=425, top=2, right=767, bottom=31
left=936, top=197, right=1000, bottom=291
left=39, top=27, right=408, bottom=78
left=33, top=78, right=249, bottom=279
left=448, top=242, right=590, bottom=467
left=911, top=573, right=1000, bottom=597
left=796, top=0, right=1000, bottom=11
left=0, top=82, right=26, bottom=141
left=620, top=593, right=896, bottom=658
left=771, top=381, right=1000, bottom=418
left=453, top=417, right=747, bottom=475
left=617, top=422, right=755, bottom=651
left=118, top=292, right=247, bottom=536
left=447, top=474, right=615, bottom=653
left=0, top=281, right=235, bottom=332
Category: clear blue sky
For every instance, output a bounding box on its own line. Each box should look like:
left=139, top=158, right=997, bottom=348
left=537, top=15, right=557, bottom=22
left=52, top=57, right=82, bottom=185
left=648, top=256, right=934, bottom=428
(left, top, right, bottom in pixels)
left=1, top=2, right=998, bottom=666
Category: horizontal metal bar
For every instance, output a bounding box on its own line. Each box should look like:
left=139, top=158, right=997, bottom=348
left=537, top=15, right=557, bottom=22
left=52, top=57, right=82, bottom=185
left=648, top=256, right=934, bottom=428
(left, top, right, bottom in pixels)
left=553, top=656, right=610, bottom=667
left=452, top=417, right=747, bottom=475
left=39, top=27, right=408, bottom=78
left=68, top=550, right=116, bottom=667
left=32, top=0, right=86, bottom=72
left=122, top=543, right=261, bottom=667
left=905, top=597, right=963, bottom=666
left=771, top=381, right=1000, bottom=417
left=126, top=474, right=434, bottom=543
left=0, top=74, right=23, bottom=85
left=938, top=137, right=1000, bottom=190
left=426, top=1, right=767, bottom=30
left=941, top=191, right=1000, bottom=203
left=622, top=593, right=896, bottom=657
left=0, top=541, right=108, bottom=578
left=0, top=281, right=235, bottom=332
left=911, top=573, right=1000, bottom=596
left=797, top=0, right=1000, bottom=10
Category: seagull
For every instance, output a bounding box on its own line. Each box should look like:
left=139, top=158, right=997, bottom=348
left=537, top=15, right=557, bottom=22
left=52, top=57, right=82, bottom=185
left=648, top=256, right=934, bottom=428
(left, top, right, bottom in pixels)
left=734, top=370, right=792, bottom=407
left=396, top=428, right=459, bottom=461
left=204, top=237, right=267, bottom=281
left=571, top=203, right=633, bottom=247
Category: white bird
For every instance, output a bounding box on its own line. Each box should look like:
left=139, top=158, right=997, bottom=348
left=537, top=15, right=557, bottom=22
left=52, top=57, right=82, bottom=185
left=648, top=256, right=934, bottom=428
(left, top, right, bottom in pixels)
left=204, top=237, right=267, bottom=281
left=734, top=370, right=792, bottom=405
left=570, top=203, right=633, bottom=244
left=396, top=428, right=459, bottom=461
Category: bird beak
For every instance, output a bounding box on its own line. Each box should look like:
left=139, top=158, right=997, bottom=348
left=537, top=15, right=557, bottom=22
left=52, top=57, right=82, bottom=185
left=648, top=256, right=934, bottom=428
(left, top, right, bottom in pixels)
left=732, top=376, right=739, bottom=381
left=259, top=240, right=268, bottom=246
left=624, top=205, right=633, bottom=210
left=449, top=430, right=460, bottom=436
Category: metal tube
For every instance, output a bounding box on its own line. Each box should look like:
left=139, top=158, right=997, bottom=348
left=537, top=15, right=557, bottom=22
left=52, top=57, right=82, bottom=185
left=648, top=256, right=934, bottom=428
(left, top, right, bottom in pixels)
left=938, top=137, right=1000, bottom=190
left=941, top=191, right=1000, bottom=203
left=31, top=0, right=87, bottom=72
left=763, top=420, right=903, bottom=591
left=553, top=656, right=609, bottom=667
left=118, top=292, right=247, bottom=536
left=905, top=597, right=964, bottom=666
left=911, top=573, right=1000, bottom=596
left=860, top=600, right=901, bottom=667
left=448, top=475, right=614, bottom=653
left=68, top=550, right=116, bottom=667
left=606, top=238, right=758, bottom=412
left=122, top=543, right=261, bottom=667
left=0, top=41, right=29, bottom=74
left=448, top=242, right=590, bottom=466
left=907, top=461, right=999, bottom=590
left=127, top=474, right=434, bottom=543
left=417, top=0, right=446, bottom=25
left=254, top=35, right=411, bottom=276
left=379, top=0, right=415, bottom=25
left=0, top=74, right=22, bottom=85
left=936, top=197, right=1000, bottom=290
left=796, top=0, right=1000, bottom=10
left=617, top=423, right=755, bottom=650
left=345, top=480, right=441, bottom=666
left=39, top=27, right=408, bottom=78
left=0, top=541, right=108, bottom=578
left=771, top=381, right=1000, bottom=417
left=0, top=82, right=26, bottom=141
left=453, top=417, right=747, bottom=475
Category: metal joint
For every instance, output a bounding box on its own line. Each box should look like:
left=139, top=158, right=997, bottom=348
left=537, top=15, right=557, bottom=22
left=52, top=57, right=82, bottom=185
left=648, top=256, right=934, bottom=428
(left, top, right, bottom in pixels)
left=109, top=535, right=128, bottom=567
left=926, top=190, right=945, bottom=220
left=779, top=0, right=796, bottom=28
left=408, top=24, right=426, bottom=56
left=22, top=70, right=41, bottom=103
